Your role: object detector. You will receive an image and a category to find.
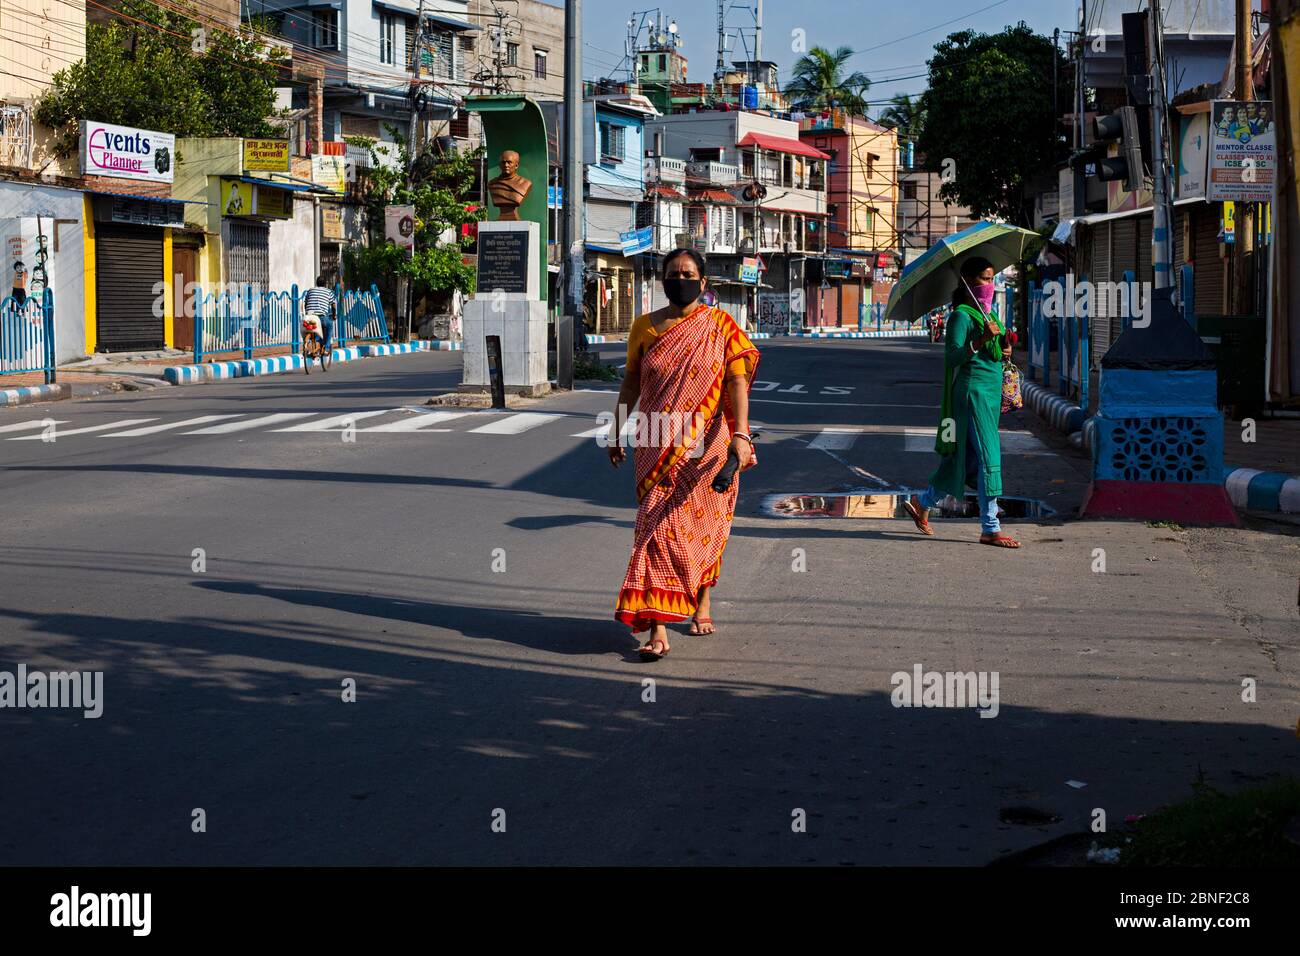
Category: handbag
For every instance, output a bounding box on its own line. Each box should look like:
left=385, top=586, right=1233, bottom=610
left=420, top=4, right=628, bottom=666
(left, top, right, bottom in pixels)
left=1001, top=361, right=1024, bottom=413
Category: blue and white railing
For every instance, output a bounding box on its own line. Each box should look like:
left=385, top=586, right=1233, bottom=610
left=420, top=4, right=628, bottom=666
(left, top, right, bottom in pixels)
left=0, top=289, right=55, bottom=383
left=194, top=283, right=389, bottom=363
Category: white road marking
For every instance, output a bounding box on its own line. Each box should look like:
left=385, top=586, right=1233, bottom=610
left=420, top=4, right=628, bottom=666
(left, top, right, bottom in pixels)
left=100, top=415, right=242, bottom=437
left=9, top=419, right=156, bottom=440
left=468, top=413, right=555, bottom=435
left=809, top=428, right=861, bottom=451
left=0, top=419, right=67, bottom=434
left=184, top=413, right=317, bottom=434
left=361, top=411, right=472, bottom=432
left=903, top=428, right=1051, bottom=455
left=273, top=411, right=392, bottom=431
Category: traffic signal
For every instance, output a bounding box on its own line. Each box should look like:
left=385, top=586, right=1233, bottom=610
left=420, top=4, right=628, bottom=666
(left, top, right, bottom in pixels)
left=1093, top=106, right=1145, bottom=193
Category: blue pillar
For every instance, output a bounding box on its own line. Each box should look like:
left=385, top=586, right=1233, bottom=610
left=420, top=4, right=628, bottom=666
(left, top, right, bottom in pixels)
left=1080, top=288, right=1238, bottom=525
left=194, top=290, right=204, bottom=364
left=291, top=283, right=300, bottom=353
left=43, top=288, right=55, bottom=385
left=243, top=283, right=254, bottom=360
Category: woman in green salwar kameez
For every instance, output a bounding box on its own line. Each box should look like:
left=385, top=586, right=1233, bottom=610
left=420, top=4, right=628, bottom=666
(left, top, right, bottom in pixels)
left=903, top=257, right=1021, bottom=549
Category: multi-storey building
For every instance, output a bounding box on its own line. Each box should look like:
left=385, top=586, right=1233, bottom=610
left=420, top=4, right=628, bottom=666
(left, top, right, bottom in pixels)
left=799, top=108, right=899, bottom=326
left=583, top=93, right=658, bottom=333
left=643, top=108, right=828, bottom=328
left=252, top=0, right=475, bottom=149
left=466, top=0, right=565, bottom=102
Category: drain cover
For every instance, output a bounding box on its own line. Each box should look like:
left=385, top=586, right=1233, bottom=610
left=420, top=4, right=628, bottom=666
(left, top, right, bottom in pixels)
left=762, top=491, right=1057, bottom=520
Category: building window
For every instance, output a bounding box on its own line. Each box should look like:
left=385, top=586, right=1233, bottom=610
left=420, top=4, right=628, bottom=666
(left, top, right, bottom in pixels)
left=599, top=122, right=625, bottom=162
left=379, top=13, right=396, bottom=65
left=506, top=42, right=519, bottom=66
left=658, top=54, right=666, bottom=72
left=534, top=49, right=548, bottom=79
left=312, top=9, right=338, bottom=49
left=902, top=181, right=918, bottom=200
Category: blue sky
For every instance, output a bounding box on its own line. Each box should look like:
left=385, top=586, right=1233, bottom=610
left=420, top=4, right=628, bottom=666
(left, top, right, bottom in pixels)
left=580, top=0, right=1081, bottom=114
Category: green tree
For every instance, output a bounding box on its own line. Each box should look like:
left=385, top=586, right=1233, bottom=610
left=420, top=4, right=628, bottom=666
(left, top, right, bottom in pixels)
left=783, top=46, right=872, bottom=115
left=35, top=0, right=285, bottom=156
left=343, top=133, right=485, bottom=318
left=915, top=23, right=1072, bottom=225
left=877, top=93, right=926, bottom=141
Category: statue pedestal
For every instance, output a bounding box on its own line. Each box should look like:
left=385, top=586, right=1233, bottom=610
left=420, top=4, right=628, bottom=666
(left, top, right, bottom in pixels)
left=461, top=221, right=549, bottom=397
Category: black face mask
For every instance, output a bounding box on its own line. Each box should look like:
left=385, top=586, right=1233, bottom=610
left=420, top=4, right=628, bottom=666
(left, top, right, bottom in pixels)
left=662, top=278, right=702, bottom=307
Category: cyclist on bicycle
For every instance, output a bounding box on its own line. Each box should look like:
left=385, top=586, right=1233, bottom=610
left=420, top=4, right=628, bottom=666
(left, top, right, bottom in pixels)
left=303, top=276, right=336, bottom=351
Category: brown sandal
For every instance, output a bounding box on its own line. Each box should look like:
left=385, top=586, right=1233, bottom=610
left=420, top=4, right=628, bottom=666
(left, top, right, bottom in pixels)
left=980, top=533, right=1020, bottom=549
left=688, top=617, right=715, bottom=636
left=903, top=497, right=934, bottom=536
left=639, top=637, right=671, bottom=661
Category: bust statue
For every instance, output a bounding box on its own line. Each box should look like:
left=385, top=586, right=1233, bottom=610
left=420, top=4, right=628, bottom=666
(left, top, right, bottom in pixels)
left=487, top=150, right=532, bottom=221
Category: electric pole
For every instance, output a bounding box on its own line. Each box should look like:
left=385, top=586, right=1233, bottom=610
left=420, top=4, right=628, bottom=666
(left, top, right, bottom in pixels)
left=1149, top=0, right=1174, bottom=293
left=1231, top=0, right=1256, bottom=314
left=560, top=0, right=583, bottom=389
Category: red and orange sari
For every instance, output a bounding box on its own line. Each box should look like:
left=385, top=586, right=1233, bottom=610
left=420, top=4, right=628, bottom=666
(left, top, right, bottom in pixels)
left=614, top=304, right=759, bottom=632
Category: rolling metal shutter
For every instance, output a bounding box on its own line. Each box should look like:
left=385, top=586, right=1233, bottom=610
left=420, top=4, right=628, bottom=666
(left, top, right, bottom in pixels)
left=95, top=223, right=164, bottom=352
left=1192, top=206, right=1225, bottom=316
left=1110, top=217, right=1138, bottom=346
left=224, top=220, right=270, bottom=289
left=1089, top=220, right=1112, bottom=367
left=1136, top=213, right=1152, bottom=282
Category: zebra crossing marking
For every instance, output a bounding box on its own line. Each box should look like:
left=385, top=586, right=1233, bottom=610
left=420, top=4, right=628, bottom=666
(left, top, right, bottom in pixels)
left=9, top=419, right=156, bottom=440
left=184, top=413, right=317, bottom=434
left=360, top=411, right=473, bottom=432
left=467, top=413, right=555, bottom=435
left=0, top=419, right=68, bottom=434
left=101, top=415, right=242, bottom=437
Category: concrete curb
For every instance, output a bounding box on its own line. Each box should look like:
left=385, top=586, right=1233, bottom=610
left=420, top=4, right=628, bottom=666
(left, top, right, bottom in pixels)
left=791, top=329, right=928, bottom=339
left=162, top=347, right=365, bottom=385
left=417, top=340, right=463, bottom=351
left=360, top=342, right=422, bottom=357
left=1, top=382, right=71, bottom=406
left=1021, top=380, right=1086, bottom=434
left=1225, top=467, right=1300, bottom=514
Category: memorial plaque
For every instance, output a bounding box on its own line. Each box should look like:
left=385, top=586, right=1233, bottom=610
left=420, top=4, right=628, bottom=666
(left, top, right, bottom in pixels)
left=476, top=230, right=530, bottom=294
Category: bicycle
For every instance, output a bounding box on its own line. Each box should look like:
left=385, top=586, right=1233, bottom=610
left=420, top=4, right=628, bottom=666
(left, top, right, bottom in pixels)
left=301, top=315, right=332, bottom=373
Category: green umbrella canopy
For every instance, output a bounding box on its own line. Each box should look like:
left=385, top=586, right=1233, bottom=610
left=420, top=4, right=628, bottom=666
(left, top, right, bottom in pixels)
left=885, top=221, right=1039, bottom=322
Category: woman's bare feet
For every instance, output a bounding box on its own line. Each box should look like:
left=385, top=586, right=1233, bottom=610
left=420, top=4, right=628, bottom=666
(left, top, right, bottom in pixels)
left=639, top=623, right=671, bottom=660
left=689, top=587, right=716, bottom=635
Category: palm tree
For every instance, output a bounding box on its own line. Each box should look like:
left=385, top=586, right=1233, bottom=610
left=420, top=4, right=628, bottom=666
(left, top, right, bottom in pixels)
left=783, top=46, right=871, bottom=115
left=877, top=93, right=927, bottom=140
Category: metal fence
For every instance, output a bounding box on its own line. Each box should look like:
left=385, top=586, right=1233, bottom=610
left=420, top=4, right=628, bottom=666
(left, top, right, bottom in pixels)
left=0, top=289, right=55, bottom=382
left=194, top=284, right=389, bottom=363
left=338, top=284, right=389, bottom=343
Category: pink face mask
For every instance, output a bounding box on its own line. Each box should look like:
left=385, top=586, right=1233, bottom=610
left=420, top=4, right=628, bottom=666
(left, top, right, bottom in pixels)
left=970, top=281, right=996, bottom=312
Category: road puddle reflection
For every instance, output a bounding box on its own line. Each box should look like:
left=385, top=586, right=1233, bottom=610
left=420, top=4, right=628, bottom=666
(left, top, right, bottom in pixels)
left=762, top=492, right=1056, bottom=520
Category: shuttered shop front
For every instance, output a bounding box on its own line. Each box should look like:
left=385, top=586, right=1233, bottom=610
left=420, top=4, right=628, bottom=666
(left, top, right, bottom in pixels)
left=224, top=220, right=270, bottom=289
left=94, top=222, right=165, bottom=351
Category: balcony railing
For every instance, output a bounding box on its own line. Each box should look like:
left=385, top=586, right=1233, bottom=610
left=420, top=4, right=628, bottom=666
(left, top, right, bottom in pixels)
left=646, top=155, right=686, bottom=184
left=686, top=161, right=738, bottom=185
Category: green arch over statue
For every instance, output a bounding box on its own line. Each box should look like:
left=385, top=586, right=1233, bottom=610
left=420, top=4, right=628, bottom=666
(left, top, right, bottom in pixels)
left=464, top=95, right=550, bottom=305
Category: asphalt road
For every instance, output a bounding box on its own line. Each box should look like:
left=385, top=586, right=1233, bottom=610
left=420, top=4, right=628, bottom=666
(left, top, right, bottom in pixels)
left=1, top=339, right=1296, bottom=865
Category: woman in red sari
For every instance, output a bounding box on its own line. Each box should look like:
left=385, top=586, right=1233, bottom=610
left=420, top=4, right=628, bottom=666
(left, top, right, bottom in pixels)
left=608, top=249, right=759, bottom=660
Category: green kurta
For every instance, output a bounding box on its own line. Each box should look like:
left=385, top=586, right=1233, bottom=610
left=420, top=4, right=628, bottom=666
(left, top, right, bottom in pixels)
left=930, top=303, right=1004, bottom=499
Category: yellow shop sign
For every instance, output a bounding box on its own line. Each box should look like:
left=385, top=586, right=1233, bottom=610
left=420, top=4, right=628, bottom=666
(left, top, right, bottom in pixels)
left=243, top=139, right=290, bottom=172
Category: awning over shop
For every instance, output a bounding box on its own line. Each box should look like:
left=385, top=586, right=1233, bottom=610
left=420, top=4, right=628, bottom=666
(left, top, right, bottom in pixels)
left=229, top=175, right=315, bottom=192
left=736, top=132, right=831, bottom=160
left=88, top=191, right=197, bottom=205
left=1053, top=196, right=1206, bottom=244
